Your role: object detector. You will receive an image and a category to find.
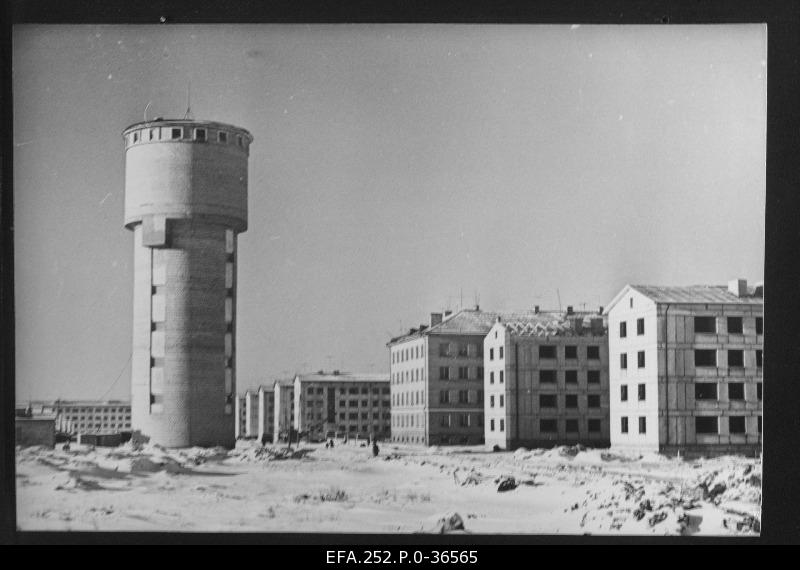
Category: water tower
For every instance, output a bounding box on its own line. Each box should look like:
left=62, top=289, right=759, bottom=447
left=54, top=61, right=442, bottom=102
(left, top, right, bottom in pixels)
left=122, top=119, right=252, bottom=447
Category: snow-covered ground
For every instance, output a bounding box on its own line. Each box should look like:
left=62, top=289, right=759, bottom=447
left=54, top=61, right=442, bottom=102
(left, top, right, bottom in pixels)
left=15, top=440, right=761, bottom=535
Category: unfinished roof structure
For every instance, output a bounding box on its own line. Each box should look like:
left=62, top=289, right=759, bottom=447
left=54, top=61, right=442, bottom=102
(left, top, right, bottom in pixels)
left=388, top=306, right=605, bottom=345
left=499, top=312, right=607, bottom=338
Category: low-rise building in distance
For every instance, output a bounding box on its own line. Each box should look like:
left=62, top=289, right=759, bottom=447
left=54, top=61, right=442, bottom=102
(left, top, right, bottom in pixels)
left=257, top=385, right=276, bottom=442
left=244, top=390, right=260, bottom=438
left=273, top=379, right=295, bottom=443
left=293, top=371, right=391, bottom=442
left=605, top=279, right=763, bottom=456
left=16, top=416, right=56, bottom=448
left=234, top=394, right=247, bottom=439
left=17, top=400, right=132, bottom=435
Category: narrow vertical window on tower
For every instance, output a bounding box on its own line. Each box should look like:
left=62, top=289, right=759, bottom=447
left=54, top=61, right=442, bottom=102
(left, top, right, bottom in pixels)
left=225, top=332, right=233, bottom=359
left=151, top=291, right=165, bottom=324
left=224, top=368, right=233, bottom=414
left=225, top=229, right=235, bottom=256
left=150, top=367, right=164, bottom=414
left=225, top=261, right=234, bottom=290
left=225, top=297, right=233, bottom=324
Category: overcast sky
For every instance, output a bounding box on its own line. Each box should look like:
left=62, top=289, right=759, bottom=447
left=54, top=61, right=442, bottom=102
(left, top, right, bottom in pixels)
left=13, top=24, right=766, bottom=400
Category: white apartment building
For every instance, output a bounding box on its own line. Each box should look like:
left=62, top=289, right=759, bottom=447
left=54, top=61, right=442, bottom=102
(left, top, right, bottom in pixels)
left=605, top=279, right=763, bottom=455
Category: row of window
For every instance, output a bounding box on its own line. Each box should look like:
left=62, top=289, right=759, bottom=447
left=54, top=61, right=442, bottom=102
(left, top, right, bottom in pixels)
left=66, top=420, right=131, bottom=426
left=488, top=393, right=603, bottom=409
left=694, top=381, right=762, bottom=401
left=65, top=415, right=130, bottom=421
left=488, top=346, right=504, bottom=360
left=618, top=349, right=763, bottom=370
left=438, top=390, right=484, bottom=404
left=618, top=382, right=762, bottom=404
left=620, top=416, right=648, bottom=434
left=438, top=413, right=483, bottom=428
left=619, top=318, right=646, bottom=338
left=437, top=366, right=485, bottom=380
left=392, top=344, right=426, bottom=363
left=129, top=126, right=246, bottom=147
left=618, top=317, right=763, bottom=339
left=437, top=342, right=483, bottom=358
left=620, top=351, right=646, bottom=369
left=394, top=414, right=427, bottom=428
left=492, top=345, right=602, bottom=361
left=391, top=413, right=486, bottom=429
left=394, top=391, right=426, bottom=406
left=307, top=412, right=391, bottom=421
left=394, top=435, right=425, bottom=444
left=61, top=408, right=130, bottom=414
left=619, top=384, right=647, bottom=402
left=303, top=399, right=390, bottom=408
left=309, top=424, right=387, bottom=434
left=305, top=386, right=390, bottom=395
left=694, top=316, right=763, bottom=335
left=696, top=349, right=762, bottom=368
left=488, top=369, right=602, bottom=385
left=392, top=368, right=426, bottom=384
left=619, top=415, right=762, bottom=435
left=489, top=418, right=603, bottom=433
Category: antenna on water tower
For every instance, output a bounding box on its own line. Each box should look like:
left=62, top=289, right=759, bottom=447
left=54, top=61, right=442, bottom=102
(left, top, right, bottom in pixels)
left=183, top=82, right=193, bottom=120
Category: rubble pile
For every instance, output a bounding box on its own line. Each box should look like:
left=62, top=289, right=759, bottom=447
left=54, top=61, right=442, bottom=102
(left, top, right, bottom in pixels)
left=572, top=460, right=761, bottom=535
left=419, top=512, right=466, bottom=534
left=228, top=444, right=314, bottom=463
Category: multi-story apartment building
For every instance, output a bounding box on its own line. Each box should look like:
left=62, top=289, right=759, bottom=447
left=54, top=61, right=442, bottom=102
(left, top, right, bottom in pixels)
left=388, top=307, right=565, bottom=446
left=484, top=309, right=610, bottom=450
left=605, top=279, right=763, bottom=455
left=257, top=385, right=276, bottom=442
left=273, top=379, right=295, bottom=443
left=236, top=385, right=278, bottom=441
left=234, top=394, right=247, bottom=439
left=244, top=389, right=260, bottom=438
left=293, top=371, right=391, bottom=442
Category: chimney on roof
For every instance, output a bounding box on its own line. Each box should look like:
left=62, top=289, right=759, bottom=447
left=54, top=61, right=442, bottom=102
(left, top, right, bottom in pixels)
left=567, top=306, right=574, bottom=315
left=333, top=370, right=340, bottom=375
left=728, top=278, right=748, bottom=297
left=317, top=369, right=324, bottom=375
left=430, top=312, right=443, bottom=327
left=534, top=305, right=540, bottom=314
left=496, top=316, right=502, bottom=323
left=444, top=310, right=453, bottom=318
left=598, top=306, right=604, bottom=315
